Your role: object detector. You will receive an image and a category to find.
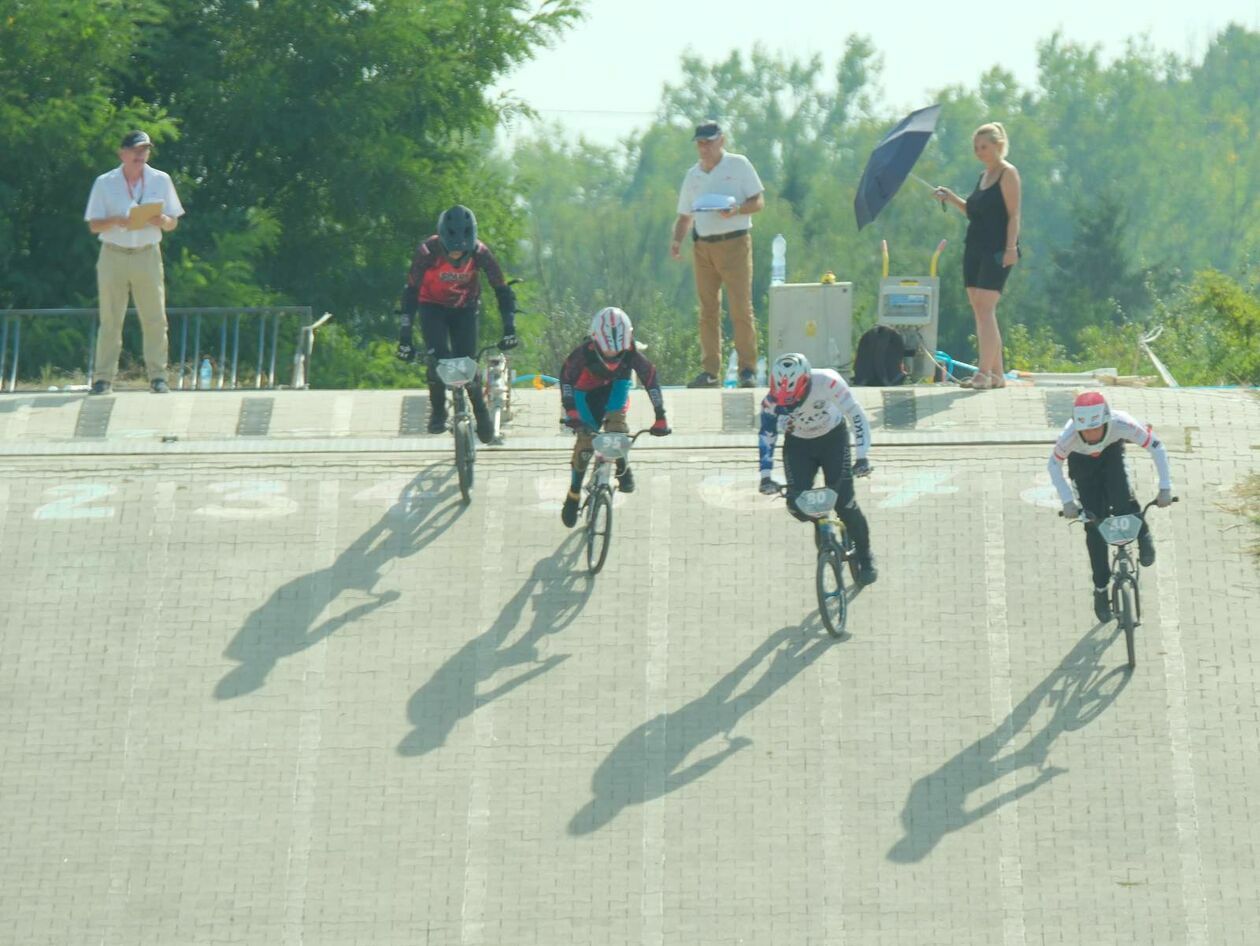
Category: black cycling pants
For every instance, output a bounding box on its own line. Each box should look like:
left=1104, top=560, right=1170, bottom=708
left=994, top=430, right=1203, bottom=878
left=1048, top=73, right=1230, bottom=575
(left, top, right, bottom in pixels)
left=782, top=422, right=872, bottom=558
left=1068, top=441, right=1146, bottom=589
left=419, top=304, right=485, bottom=416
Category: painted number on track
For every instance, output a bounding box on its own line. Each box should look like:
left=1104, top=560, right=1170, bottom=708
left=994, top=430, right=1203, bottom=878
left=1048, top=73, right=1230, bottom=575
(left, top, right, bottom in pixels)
left=34, top=484, right=117, bottom=520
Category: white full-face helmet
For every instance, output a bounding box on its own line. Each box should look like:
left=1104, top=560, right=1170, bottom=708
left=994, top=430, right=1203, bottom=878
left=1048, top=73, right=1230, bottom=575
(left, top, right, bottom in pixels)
left=589, top=306, right=634, bottom=365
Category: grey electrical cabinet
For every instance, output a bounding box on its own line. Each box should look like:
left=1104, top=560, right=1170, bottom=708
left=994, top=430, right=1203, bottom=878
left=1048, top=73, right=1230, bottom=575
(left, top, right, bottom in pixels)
left=768, top=282, right=854, bottom=374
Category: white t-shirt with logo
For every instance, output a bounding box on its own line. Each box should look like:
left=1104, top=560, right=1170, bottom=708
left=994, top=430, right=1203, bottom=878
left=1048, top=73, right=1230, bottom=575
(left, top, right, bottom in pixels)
left=84, top=164, right=184, bottom=248
left=1046, top=409, right=1173, bottom=504
left=758, top=369, right=871, bottom=474
left=677, top=152, right=764, bottom=237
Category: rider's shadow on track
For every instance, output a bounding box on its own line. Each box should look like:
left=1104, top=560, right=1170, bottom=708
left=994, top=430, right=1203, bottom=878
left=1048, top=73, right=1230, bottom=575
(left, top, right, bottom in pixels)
left=568, top=615, right=837, bottom=836
left=887, top=621, right=1130, bottom=863
left=214, top=466, right=465, bottom=700
left=397, top=531, right=593, bottom=758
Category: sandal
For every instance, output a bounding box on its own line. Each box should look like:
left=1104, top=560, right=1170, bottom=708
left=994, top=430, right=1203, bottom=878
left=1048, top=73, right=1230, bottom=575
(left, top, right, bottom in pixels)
left=969, top=371, right=993, bottom=390
left=988, top=371, right=1007, bottom=389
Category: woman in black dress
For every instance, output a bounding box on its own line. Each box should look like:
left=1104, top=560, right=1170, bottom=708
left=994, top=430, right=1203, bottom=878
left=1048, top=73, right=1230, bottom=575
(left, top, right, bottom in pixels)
left=934, top=122, right=1022, bottom=390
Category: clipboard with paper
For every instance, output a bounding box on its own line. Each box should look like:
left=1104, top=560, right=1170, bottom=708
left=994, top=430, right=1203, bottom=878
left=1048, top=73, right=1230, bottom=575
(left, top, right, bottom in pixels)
left=691, top=192, right=738, bottom=213
left=127, top=201, right=164, bottom=228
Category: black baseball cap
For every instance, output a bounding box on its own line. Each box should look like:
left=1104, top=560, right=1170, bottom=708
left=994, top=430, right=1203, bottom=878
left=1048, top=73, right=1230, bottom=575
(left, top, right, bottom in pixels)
left=120, top=130, right=152, bottom=149
left=693, top=121, right=722, bottom=141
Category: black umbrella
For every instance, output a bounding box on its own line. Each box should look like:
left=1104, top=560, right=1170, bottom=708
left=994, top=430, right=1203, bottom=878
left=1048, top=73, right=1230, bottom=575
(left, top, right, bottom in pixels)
left=854, top=104, right=942, bottom=230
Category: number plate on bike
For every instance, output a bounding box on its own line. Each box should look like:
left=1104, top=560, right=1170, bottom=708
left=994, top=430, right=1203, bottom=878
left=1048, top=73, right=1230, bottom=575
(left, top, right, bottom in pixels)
left=1098, top=513, right=1142, bottom=546
left=795, top=488, right=838, bottom=518
left=592, top=433, right=631, bottom=460
left=436, top=357, right=477, bottom=386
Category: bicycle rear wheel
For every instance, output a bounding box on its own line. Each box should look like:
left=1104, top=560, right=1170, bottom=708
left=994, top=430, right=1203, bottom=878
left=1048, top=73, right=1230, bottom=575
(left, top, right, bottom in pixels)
left=454, top=417, right=475, bottom=502
left=816, top=543, right=848, bottom=637
left=587, top=486, right=613, bottom=575
left=490, top=400, right=503, bottom=441
left=1114, top=579, right=1137, bottom=669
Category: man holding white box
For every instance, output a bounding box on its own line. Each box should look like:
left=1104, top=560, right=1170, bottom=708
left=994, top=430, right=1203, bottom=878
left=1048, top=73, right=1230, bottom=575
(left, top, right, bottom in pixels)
left=671, top=121, right=764, bottom=388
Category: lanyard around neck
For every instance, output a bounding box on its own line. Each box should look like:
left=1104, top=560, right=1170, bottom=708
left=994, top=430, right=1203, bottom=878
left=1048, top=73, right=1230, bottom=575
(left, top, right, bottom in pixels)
left=124, top=168, right=145, bottom=203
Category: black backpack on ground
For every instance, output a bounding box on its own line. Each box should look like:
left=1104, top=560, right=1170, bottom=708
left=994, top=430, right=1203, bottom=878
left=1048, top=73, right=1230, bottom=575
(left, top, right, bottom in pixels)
left=852, top=325, right=907, bottom=386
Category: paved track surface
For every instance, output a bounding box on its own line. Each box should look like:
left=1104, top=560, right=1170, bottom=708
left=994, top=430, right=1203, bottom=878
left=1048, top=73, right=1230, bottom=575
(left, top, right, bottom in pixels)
left=1, top=387, right=1257, bottom=944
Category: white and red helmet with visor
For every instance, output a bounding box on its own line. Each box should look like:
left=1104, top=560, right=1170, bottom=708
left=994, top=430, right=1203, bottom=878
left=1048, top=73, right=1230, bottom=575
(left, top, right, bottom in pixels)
left=769, top=353, right=812, bottom=407
left=1072, top=391, right=1111, bottom=432
left=589, top=307, right=634, bottom=365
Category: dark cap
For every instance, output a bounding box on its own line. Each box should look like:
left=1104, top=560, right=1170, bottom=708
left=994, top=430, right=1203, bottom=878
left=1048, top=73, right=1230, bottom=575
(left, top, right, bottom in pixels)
left=693, top=121, right=722, bottom=141
left=120, top=130, right=152, bottom=149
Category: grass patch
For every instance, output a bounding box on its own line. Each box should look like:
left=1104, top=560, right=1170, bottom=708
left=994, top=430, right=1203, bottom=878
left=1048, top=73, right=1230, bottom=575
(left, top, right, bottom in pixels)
left=1231, top=473, right=1260, bottom=561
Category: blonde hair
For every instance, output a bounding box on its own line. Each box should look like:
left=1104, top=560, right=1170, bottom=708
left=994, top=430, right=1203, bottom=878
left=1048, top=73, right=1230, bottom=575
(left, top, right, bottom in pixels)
left=974, top=122, right=1009, bottom=159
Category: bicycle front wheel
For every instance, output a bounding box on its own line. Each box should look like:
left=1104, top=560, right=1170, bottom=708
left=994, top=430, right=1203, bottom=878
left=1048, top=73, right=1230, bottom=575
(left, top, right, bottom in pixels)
left=454, top=418, right=475, bottom=502
left=840, top=528, right=859, bottom=584
left=816, top=544, right=848, bottom=637
left=1115, top=579, right=1137, bottom=669
left=587, top=487, right=613, bottom=575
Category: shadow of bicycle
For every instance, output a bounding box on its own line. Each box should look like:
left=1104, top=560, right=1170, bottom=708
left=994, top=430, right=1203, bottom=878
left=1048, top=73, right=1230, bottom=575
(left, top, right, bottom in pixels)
left=214, top=466, right=464, bottom=699
left=397, top=532, right=593, bottom=757
left=568, top=613, right=836, bottom=835
left=888, top=621, right=1130, bottom=863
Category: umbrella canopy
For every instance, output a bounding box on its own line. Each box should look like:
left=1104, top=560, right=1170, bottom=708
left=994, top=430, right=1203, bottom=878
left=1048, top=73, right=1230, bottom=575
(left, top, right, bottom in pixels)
left=853, top=104, right=941, bottom=230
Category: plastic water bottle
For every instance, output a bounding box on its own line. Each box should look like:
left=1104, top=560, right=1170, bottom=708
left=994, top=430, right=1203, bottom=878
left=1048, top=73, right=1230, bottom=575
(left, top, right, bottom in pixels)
left=198, top=356, right=213, bottom=390
left=771, top=233, right=787, bottom=285
left=756, top=356, right=767, bottom=386
left=724, top=350, right=738, bottom=388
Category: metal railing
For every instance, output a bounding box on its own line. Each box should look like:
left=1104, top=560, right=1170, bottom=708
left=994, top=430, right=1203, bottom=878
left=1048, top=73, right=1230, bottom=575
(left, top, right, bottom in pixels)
left=0, top=307, right=331, bottom=392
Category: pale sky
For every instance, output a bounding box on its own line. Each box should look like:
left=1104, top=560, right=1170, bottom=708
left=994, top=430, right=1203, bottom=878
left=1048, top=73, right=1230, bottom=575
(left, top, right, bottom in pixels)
left=496, top=0, right=1260, bottom=143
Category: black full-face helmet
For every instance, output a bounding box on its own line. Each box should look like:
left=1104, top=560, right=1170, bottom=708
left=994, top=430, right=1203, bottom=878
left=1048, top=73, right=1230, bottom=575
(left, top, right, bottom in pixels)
left=437, top=204, right=477, bottom=255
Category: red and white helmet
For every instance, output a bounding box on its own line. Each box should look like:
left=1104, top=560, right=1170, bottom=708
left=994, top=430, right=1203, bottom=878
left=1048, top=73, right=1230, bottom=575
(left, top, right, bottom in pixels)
left=1072, top=391, right=1111, bottom=432
left=590, top=306, right=634, bottom=361
left=769, top=353, right=812, bottom=407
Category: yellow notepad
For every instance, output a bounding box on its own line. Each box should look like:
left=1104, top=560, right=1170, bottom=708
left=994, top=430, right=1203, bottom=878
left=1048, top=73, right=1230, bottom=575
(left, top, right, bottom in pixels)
left=127, top=201, right=164, bottom=228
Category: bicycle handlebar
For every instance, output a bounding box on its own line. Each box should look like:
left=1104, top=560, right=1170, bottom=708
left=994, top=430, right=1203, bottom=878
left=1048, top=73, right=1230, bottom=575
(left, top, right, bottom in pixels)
left=1060, top=494, right=1180, bottom=525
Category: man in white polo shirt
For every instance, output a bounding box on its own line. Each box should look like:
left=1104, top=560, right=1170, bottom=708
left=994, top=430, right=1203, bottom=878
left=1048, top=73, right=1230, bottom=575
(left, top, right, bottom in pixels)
left=671, top=120, right=765, bottom=388
left=84, top=130, right=184, bottom=394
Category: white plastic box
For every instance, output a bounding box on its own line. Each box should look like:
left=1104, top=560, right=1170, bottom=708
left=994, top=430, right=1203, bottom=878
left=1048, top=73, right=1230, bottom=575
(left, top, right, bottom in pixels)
left=768, top=282, right=854, bottom=374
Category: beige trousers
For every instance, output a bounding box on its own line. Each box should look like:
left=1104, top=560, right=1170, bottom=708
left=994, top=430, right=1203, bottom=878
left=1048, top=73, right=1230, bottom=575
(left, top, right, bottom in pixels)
left=95, top=243, right=169, bottom=383
left=692, top=232, right=758, bottom=376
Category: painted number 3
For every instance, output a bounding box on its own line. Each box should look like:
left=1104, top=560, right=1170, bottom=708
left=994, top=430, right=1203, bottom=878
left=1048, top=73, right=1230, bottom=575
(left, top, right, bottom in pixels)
left=195, top=480, right=298, bottom=520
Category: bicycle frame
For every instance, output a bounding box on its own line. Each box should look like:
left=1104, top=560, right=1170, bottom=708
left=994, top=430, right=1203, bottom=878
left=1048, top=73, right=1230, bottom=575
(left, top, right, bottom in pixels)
left=785, top=486, right=848, bottom=550
left=484, top=350, right=512, bottom=417
left=583, top=429, right=649, bottom=501
left=434, top=344, right=504, bottom=425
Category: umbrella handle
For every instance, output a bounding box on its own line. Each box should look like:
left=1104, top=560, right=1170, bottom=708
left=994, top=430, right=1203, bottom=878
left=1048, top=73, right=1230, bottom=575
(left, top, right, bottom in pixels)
left=909, top=172, right=948, bottom=211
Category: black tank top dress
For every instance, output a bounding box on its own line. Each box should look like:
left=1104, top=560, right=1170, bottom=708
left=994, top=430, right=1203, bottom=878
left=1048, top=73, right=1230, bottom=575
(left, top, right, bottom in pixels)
left=963, top=170, right=1019, bottom=292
